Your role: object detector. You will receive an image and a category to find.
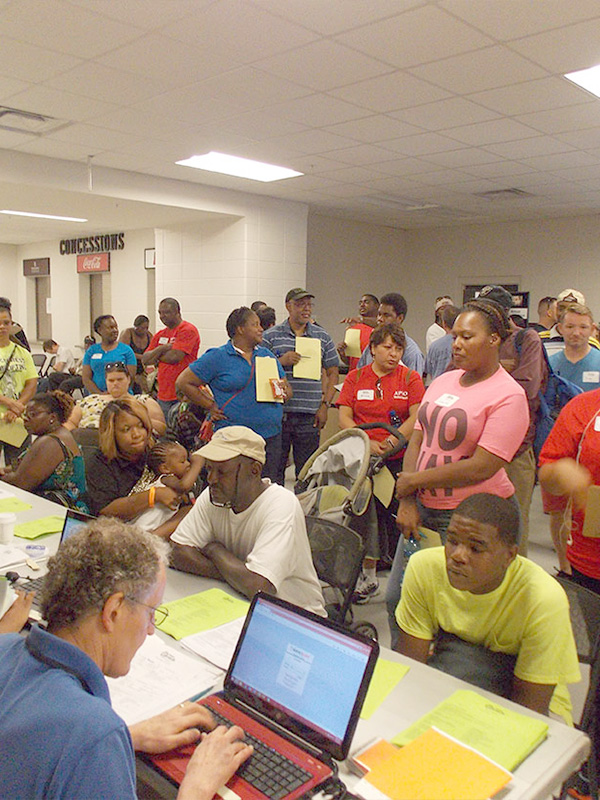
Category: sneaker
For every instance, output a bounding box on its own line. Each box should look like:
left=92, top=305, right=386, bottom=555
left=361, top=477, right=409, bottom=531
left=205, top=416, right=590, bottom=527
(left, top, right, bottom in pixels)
left=352, top=572, right=380, bottom=605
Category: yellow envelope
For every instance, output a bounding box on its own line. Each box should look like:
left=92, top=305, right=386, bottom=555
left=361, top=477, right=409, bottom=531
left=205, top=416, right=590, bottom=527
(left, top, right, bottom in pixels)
left=373, top=466, right=395, bottom=508
left=255, top=357, right=283, bottom=403
left=0, top=419, right=28, bottom=447
left=344, top=327, right=362, bottom=358
left=293, top=337, right=321, bottom=380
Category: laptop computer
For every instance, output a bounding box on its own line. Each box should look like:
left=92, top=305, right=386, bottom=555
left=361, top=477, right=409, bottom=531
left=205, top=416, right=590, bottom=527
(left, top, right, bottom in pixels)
left=17, top=508, right=95, bottom=615
left=150, top=592, right=379, bottom=800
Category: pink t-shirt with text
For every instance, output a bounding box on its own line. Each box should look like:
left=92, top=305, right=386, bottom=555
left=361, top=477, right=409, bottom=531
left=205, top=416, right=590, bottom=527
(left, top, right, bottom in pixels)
left=414, top=367, right=529, bottom=509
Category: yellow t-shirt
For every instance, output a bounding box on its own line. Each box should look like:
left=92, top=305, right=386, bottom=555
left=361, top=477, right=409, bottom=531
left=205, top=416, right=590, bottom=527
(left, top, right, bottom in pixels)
left=397, top=548, right=581, bottom=724
left=0, top=343, right=37, bottom=416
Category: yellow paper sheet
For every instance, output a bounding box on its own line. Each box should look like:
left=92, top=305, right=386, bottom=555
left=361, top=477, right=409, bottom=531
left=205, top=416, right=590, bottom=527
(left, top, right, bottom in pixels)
left=392, top=689, right=548, bottom=771
left=293, top=337, right=321, bottom=380
left=0, top=497, right=32, bottom=513
left=372, top=467, right=395, bottom=508
left=366, top=727, right=511, bottom=800
left=157, top=588, right=249, bottom=640
left=255, top=356, right=283, bottom=403
left=344, top=327, right=362, bottom=358
left=0, top=419, right=28, bottom=447
left=360, top=658, right=410, bottom=719
left=15, top=515, right=65, bottom=539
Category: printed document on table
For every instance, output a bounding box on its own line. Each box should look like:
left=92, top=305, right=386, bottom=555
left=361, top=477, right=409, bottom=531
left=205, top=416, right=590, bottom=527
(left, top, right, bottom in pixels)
left=181, top=617, right=246, bottom=671
left=107, top=635, right=222, bottom=725
left=293, top=337, right=321, bottom=380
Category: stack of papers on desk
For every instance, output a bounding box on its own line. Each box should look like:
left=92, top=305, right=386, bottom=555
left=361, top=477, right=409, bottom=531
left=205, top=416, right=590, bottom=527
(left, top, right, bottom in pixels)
left=156, top=587, right=248, bottom=640
left=107, top=636, right=222, bottom=725
left=181, top=617, right=245, bottom=670
left=393, top=689, right=548, bottom=772
left=355, top=728, right=511, bottom=800
left=0, top=543, right=28, bottom=569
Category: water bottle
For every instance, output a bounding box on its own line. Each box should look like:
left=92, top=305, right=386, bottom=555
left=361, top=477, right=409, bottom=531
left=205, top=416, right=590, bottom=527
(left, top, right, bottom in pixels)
left=402, top=534, right=420, bottom=562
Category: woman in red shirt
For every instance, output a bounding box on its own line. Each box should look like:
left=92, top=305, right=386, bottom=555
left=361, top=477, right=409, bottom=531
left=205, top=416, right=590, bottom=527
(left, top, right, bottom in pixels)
left=338, top=323, right=425, bottom=601
left=338, top=322, right=425, bottom=460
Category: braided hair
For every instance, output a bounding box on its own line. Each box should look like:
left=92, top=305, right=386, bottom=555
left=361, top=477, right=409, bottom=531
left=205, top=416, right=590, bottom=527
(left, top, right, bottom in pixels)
left=147, top=440, right=181, bottom=476
left=460, top=299, right=511, bottom=341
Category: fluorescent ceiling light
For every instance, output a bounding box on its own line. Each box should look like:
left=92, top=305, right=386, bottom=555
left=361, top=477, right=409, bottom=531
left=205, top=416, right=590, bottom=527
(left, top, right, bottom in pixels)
left=564, top=64, right=600, bottom=98
left=0, top=209, right=88, bottom=222
left=176, top=151, right=303, bottom=182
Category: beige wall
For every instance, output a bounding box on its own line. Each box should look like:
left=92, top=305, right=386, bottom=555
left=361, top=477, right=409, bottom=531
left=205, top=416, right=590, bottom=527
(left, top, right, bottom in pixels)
left=307, top=212, right=600, bottom=352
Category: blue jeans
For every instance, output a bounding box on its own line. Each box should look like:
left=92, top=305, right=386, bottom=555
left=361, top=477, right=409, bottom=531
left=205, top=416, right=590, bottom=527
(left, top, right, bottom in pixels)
left=277, top=412, right=320, bottom=486
left=263, top=434, right=282, bottom=484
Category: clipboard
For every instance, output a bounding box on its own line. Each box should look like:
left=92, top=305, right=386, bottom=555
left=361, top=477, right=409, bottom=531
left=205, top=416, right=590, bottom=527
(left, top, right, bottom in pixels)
left=582, top=485, right=600, bottom=537
left=293, top=338, right=322, bottom=380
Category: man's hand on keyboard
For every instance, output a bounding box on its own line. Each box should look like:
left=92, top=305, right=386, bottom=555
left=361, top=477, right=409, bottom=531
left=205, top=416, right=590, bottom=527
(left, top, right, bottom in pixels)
left=0, top=589, right=35, bottom=634
left=128, top=700, right=216, bottom=754
left=179, top=724, right=253, bottom=800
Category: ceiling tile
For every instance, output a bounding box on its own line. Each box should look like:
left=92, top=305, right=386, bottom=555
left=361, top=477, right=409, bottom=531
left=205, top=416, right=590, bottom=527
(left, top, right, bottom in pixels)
left=336, top=5, right=493, bottom=68
left=266, top=128, right=359, bottom=155
left=0, top=37, right=81, bottom=83
left=468, top=77, right=594, bottom=116
left=516, top=103, right=600, bottom=134
left=519, top=151, right=600, bottom=171
left=422, top=147, right=500, bottom=168
left=46, top=62, right=174, bottom=106
left=250, top=0, right=421, bottom=36
left=265, top=93, right=369, bottom=126
left=0, top=0, right=144, bottom=58
left=392, top=97, right=500, bottom=130
left=324, top=115, right=423, bottom=142
left=381, top=132, right=464, bottom=156
left=483, top=136, right=575, bottom=159
left=254, top=40, right=391, bottom=91
left=160, top=0, right=318, bottom=62
left=509, top=17, right=600, bottom=73
left=330, top=71, right=451, bottom=112
left=444, top=118, right=540, bottom=146
left=326, top=144, right=406, bottom=166
left=440, top=0, right=600, bottom=40
left=4, top=85, right=120, bottom=122
left=409, top=46, right=547, bottom=94
left=64, top=0, right=206, bottom=27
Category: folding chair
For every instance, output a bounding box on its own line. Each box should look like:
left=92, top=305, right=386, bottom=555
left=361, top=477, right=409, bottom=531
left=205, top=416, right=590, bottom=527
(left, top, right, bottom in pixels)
left=556, top=576, right=600, bottom=800
left=305, top=515, right=377, bottom=640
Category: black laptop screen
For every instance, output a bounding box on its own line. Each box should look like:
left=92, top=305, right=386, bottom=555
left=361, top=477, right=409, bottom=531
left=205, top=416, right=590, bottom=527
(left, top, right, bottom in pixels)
left=227, top=595, right=376, bottom=756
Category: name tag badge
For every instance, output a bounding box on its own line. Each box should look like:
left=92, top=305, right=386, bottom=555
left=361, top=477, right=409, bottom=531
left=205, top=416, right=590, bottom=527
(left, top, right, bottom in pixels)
left=583, top=371, right=600, bottom=383
left=434, top=393, right=459, bottom=408
left=357, top=389, right=375, bottom=400
left=91, top=353, right=103, bottom=359
left=158, top=337, right=169, bottom=345
left=594, top=415, right=600, bottom=432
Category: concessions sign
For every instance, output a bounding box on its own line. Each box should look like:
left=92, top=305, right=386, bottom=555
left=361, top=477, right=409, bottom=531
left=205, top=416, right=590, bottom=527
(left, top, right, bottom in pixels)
left=77, top=252, right=110, bottom=273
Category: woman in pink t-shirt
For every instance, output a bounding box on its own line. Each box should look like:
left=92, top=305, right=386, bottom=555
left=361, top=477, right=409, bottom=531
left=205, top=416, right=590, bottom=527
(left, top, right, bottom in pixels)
left=386, top=298, right=528, bottom=645
left=395, top=298, right=528, bottom=537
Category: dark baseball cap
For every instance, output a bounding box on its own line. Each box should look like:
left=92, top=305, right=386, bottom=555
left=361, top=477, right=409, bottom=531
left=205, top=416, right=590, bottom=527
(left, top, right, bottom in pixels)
left=285, top=287, right=314, bottom=303
left=478, top=285, right=513, bottom=311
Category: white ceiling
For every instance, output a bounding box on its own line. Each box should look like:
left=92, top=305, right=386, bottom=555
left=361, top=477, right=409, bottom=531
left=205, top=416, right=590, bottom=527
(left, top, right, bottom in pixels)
left=3, top=0, right=600, bottom=242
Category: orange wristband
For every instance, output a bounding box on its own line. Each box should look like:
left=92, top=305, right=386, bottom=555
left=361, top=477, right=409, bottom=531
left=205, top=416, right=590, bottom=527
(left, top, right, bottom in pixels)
left=148, top=487, right=156, bottom=508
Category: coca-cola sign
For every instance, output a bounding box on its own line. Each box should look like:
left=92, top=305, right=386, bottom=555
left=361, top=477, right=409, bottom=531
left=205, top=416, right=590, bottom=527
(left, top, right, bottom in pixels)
left=77, top=252, right=110, bottom=273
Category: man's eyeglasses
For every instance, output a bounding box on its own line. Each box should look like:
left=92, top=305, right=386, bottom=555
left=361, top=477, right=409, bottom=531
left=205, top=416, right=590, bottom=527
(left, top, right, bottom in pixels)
left=125, top=596, right=169, bottom=628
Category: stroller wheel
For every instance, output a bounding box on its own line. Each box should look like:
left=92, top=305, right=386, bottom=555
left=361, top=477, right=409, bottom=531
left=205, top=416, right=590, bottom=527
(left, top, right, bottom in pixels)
left=351, top=621, right=378, bottom=641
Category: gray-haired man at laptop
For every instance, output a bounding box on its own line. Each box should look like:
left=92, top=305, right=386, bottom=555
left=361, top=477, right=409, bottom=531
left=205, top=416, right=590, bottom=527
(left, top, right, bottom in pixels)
left=170, top=426, right=325, bottom=616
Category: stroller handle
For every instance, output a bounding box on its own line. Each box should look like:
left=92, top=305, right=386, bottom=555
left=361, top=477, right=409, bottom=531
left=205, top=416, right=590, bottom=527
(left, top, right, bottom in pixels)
left=358, top=422, right=407, bottom=466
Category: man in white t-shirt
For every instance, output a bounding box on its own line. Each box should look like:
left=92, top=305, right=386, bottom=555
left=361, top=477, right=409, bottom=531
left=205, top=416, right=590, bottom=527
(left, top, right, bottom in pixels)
left=170, top=426, right=325, bottom=616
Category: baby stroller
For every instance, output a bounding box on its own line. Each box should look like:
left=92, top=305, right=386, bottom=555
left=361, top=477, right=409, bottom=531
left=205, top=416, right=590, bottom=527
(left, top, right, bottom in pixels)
left=295, top=425, right=404, bottom=638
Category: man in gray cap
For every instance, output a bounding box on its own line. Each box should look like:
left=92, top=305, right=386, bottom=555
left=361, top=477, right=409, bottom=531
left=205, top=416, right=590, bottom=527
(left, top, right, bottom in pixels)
left=170, top=426, right=325, bottom=615
left=262, top=288, right=339, bottom=484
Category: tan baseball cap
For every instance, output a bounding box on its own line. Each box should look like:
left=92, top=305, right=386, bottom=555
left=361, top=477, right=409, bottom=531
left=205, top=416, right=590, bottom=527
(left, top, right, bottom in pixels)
left=197, top=426, right=266, bottom=464
left=557, top=288, right=586, bottom=305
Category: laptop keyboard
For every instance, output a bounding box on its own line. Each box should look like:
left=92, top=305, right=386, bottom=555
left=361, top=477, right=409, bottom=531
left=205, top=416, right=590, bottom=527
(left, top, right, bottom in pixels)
left=18, top=576, right=45, bottom=611
left=211, top=709, right=312, bottom=800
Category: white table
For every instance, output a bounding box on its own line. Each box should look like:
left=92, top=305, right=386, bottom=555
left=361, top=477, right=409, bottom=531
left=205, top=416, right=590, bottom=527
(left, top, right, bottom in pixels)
left=4, top=486, right=590, bottom=800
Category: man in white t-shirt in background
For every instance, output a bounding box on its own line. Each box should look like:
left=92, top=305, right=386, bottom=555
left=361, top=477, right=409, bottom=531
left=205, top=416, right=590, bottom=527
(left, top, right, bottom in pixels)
left=40, top=339, right=76, bottom=392
left=170, top=426, right=325, bottom=616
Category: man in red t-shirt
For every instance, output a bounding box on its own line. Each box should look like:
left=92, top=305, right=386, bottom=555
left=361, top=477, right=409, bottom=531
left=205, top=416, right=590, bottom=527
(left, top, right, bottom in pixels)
left=142, top=298, right=200, bottom=417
